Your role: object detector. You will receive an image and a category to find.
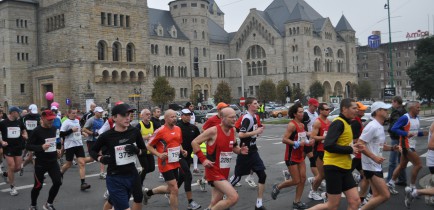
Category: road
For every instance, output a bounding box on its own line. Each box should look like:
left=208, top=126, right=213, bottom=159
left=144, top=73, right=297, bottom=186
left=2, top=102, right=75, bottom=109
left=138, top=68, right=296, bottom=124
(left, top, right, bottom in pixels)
left=1, top=116, right=434, bottom=209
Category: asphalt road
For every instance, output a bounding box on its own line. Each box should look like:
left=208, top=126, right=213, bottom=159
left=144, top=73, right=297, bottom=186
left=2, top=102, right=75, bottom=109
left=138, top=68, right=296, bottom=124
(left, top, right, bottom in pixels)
left=1, top=116, right=434, bottom=210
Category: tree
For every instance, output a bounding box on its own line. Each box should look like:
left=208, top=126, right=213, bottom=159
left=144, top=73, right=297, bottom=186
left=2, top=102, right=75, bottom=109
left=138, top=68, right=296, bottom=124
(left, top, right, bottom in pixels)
left=406, top=36, right=434, bottom=104
left=213, top=81, right=232, bottom=104
left=309, top=81, right=324, bottom=98
left=257, top=79, right=276, bottom=103
left=276, top=80, right=291, bottom=104
left=151, top=76, right=175, bottom=108
left=355, top=80, right=372, bottom=100
left=292, top=86, right=305, bottom=103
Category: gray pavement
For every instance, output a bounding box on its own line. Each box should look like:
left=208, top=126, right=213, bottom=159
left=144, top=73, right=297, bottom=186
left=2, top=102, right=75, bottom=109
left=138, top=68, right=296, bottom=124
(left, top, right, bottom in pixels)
left=1, top=117, right=434, bottom=209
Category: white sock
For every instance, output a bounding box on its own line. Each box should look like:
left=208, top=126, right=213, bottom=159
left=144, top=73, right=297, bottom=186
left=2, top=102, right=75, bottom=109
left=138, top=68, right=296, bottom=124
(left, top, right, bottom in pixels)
left=256, top=198, right=262, bottom=208
left=389, top=179, right=395, bottom=185
left=193, top=155, right=198, bottom=169
left=411, top=189, right=418, bottom=197
left=229, top=175, right=235, bottom=182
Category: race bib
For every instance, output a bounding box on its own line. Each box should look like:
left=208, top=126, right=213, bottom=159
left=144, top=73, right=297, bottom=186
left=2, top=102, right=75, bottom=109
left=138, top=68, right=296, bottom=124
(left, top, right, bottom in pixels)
left=409, top=131, right=418, bottom=148
left=115, top=145, right=137, bottom=165
left=168, top=146, right=181, bottom=163
left=25, top=120, right=37, bottom=130
left=7, top=127, right=20, bottom=138
left=378, top=143, right=384, bottom=157
left=253, top=124, right=258, bottom=138
left=322, top=131, right=328, bottom=143
left=298, top=132, right=308, bottom=144
left=45, top=138, right=56, bottom=152
left=73, top=131, right=82, bottom=141
left=219, top=152, right=233, bottom=169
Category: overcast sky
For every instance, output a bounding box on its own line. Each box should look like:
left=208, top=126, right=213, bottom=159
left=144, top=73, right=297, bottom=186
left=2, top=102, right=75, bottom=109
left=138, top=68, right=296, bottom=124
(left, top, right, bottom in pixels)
left=149, top=0, right=434, bottom=45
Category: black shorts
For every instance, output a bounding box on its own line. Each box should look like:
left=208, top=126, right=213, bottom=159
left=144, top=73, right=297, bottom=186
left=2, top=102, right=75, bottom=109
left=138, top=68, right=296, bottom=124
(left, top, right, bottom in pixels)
left=234, top=151, right=266, bottom=176
left=3, top=147, right=23, bottom=157
left=86, top=141, right=96, bottom=152
left=429, top=167, right=434, bottom=174
left=304, top=145, right=313, bottom=154
left=351, top=158, right=362, bottom=172
left=316, top=151, right=324, bottom=161
left=208, top=179, right=226, bottom=187
left=285, top=160, right=302, bottom=166
left=56, top=142, right=62, bottom=150
left=162, top=168, right=179, bottom=181
left=65, top=146, right=85, bottom=161
left=324, top=165, right=357, bottom=195
left=364, top=170, right=384, bottom=179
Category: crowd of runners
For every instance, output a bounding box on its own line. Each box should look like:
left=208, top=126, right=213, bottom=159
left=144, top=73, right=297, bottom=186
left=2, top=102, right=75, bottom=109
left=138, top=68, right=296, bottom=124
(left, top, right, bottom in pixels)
left=0, top=95, right=433, bottom=210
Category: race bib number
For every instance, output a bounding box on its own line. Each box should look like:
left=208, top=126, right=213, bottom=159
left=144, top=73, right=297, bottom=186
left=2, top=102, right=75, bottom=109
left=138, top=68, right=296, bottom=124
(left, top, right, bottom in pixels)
left=322, top=131, right=328, bottom=143
left=409, top=131, right=417, bottom=148
left=7, top=127, right=20, bottom=138
left=219, top=152, right=233, bottom=169
left=25, top=120, right=37, bottom=130
left=115, top=145, right=137, bottom=165
left=168, top=146, right=181, bottom=163
left=298, top=132, right=308, bottom=144
left=378, top=143, right=384, bottom=157
left=253, top=124, right=258, bottom=138
left=45, top=138, right=56, bottom=152
left=73, top=131, right=82, bottom=141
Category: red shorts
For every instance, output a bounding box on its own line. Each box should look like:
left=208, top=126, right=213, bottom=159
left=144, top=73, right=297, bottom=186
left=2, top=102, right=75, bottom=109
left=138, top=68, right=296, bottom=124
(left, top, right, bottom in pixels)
left=205, top=166, right=230, bottom=182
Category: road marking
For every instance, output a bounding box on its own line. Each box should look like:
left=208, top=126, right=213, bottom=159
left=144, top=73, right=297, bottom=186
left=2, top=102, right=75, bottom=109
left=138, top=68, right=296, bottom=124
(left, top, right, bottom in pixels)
left=276, top=161, right=285, bottom=165
left=273, top=142, right=282, bottom=145
left=1, top=183, right=46, bottom=192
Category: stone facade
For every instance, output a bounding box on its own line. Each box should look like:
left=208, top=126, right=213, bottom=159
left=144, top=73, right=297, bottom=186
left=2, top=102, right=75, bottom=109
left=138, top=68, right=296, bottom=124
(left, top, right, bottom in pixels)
left=1, top=0, right=358, bottom=111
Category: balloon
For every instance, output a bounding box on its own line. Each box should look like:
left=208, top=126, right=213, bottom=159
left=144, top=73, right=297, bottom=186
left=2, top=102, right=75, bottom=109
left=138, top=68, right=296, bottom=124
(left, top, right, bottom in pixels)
left=51, top=102, right=59, bottom=109
left=45, top=92, right=54, bottom=101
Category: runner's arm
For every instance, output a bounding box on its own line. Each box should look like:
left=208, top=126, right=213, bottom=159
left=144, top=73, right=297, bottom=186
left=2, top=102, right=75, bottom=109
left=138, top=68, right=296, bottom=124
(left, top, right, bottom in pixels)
left=192, top=127, right=216, bottom=162
left=26, top=130, right=44, bottom=152
left=282, top=122, right=297, bottom=145
left=310, top=120, right=324, bottom=142
left=391, top=115, right=409, bottom=137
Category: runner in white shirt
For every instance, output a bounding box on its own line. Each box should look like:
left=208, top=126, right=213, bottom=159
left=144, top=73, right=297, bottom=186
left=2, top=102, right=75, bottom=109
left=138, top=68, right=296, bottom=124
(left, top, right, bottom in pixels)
left=59, top=108, right=91, bottom=191
left=358, top=102, right=397, bottom=209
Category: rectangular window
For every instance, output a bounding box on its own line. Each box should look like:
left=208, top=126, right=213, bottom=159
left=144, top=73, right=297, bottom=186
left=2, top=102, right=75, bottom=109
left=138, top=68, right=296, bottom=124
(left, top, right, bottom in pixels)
left=191, top=3, right=197, bottom=7
left=249, top=86, right=254, bottom=95
left=181, top=3, right=187, bottom=8
left=114, top=14, right=118, bottom=26
left=180, top=88, right=184, bottom=98
left=21, top=53, right=24, bottom=60
left=201, top=4, right=205, bottom=8
left=20, top=84, right=25, bottom=93
left=120, top=15, right=124, bottom=27
left=364, top=73, right=369, bottom=78
left=101, top=12, right=106, bottom=25
left=173, top=5, right=178, bottom=9
left=17, top=53, right=20, bottom=60
left=126, top=16, right=130, bottom=27
left=16, top=19, right=19, bottom=27
left=25, top=36, right=28, bottom=44
left=204, top=68, right=207, bottom=77
left=238, top=87, right=242, bottom=97
left=21, top=36, right=24, bottom=43
left=17, top=36, right=19, bottom=43
left=107, top=13, right=112, bottom=25
left=26, top=53, right=29, bottom=61
left=25, top=20, right=27, bottom=28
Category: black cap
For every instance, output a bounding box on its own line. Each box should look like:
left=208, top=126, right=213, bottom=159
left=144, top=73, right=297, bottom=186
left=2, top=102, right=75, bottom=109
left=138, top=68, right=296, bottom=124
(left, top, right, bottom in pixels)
left=185, top=102, right=192, bottom=108
left=112, top=104, right=136, bottom=116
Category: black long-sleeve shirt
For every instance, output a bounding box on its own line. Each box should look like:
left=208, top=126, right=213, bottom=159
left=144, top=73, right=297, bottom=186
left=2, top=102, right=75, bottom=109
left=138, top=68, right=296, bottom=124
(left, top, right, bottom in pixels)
left=26, top=126, right=58, bottom=165
left=177, top=120, right=200, bottom=156
left=324, top=114, right=354, bottom=154
left=90, top=126, right=146, bottom=176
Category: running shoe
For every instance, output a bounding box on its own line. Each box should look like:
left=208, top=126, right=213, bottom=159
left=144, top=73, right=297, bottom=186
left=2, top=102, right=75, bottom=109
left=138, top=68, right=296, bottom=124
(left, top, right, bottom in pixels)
left=197, top=178, right=206, bottom=191
left=142, top=188, right=151, bottom=205
left=282, top=169, right=291, bottom=180
left=10, top=187, right=18, bottom=196
left=192, top=168, right=201, bottom=176
left=307, top=177, right=315, bottom=189
left=103, top=190, right=109, bottom=200
left=42, top=203, right=56, bottom=210
left=245, top=175, right=257, bottom=187
left=73, top=160, right=77, bottom=165
left=187, top=200, right=201, bottom=210
left=271, top=184, right=280, bottom=200
left=404, top=186, right=415, bottom=208
left=235, top=182, right=242, bottom=187
left=321, top=192, right=328, bottom=203
left=29, top=206, right=38, bottom=210
left=80, top=183, right=91, bottom=191
left=293, top=202, right=308, bottom=209
left=387, top=182, right=399, bottom=195
left=309, top=190, right=323, bottom=201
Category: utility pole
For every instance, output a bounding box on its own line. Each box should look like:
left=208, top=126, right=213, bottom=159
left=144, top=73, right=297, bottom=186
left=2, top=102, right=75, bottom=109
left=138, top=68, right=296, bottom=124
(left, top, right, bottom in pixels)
left=386, top=0, right=394, bottom=88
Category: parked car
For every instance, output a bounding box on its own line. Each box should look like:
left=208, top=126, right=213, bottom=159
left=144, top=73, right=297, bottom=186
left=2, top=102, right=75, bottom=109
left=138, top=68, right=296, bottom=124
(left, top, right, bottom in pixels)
left=168, top=103, right=183, bottom=111
left=229, top=104, right=242, bottom=117
left=194, top=110, right=207, bottom=123
left=204, top=108, right=218, bottom=121
left=270, top=108, right=288, bottom=118
left=327, top=106, right=372, bottom=122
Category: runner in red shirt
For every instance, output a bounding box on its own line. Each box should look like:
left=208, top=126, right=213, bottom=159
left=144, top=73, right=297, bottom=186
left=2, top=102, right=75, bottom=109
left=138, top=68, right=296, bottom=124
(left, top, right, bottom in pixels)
left=192, top=107, right=248, bottom=210
left=144, top=109, right=188, bottom=210
left=202, top=102, right=229, bottom=131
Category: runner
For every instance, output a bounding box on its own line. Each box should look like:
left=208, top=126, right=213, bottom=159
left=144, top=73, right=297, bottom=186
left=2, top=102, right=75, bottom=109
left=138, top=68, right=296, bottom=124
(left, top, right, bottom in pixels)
left=176, top=108, right=201, bottom=209
left=405, top=120, right=434, bottom=208
left=303, top=98, right=319, bottom=179
left=387, top=101, right=428, bottom=194
left=150, top=106, right=162, bottom=130
left=59, top=108, right=91, bottom=191
left=144, top=109, right=187, bottom=210
left=79, top=102, right=96, bottom=127
left=308, top=103, right=331, bottom=201
left=26, top=110, right=62, bottom=210
left=229, top=97, right=267, bottom=210
left=185, top=102, right=196, bottom=125
left=82, top=106, right=106, bottom=179
left=387, top=96, right=408, bottom=185
left=135, top=108, right=156, bottom=184
left=20, top=104, right=41, bottom=176
left=91, top=103, right=146, bottom=210
left=192, top=107, right=248, bottom=210
left=51, top=106, right=63, bottom=166
left=0, top=106, right=28, bottom=196
left=271, top=103, right=311, bottom=209
left=308, top=98, right=364, bottom=210
left=358, top=102, right=396, bottom=209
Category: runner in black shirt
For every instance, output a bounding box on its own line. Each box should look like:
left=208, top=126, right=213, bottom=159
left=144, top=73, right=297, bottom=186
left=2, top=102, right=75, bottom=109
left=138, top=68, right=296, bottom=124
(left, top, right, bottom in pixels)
left=26, top=110, right=62, bottom=210
left=150, top=106, right=162, bottom=130
left=90, top=104, right=147, bottom=210
left=21, top=104, right=41, bottom=176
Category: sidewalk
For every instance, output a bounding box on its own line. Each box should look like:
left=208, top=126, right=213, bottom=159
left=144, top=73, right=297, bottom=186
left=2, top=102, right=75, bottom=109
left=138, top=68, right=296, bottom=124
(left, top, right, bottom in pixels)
left=420, top=108, right=434, bottom=117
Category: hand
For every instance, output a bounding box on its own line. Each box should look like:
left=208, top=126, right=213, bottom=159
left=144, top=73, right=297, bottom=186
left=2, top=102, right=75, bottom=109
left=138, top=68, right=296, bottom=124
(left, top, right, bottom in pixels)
left=159, top=152, right=168, bottom=160
left=82, top=132, right=89, bottom=137
left=125, top=144, right=140, bottom=155
left=42, top=143, right=50, bottom=150
left=202, top=159, right=214, bottom=168
left=182, top=150, right=188, bottom=157
left=373, top=156, right=385, bottom=164
left=72, top=127, right=79, bottom=132
left=1, top=141, right=8, bottom=146
left=240, top=143, right=249, bottom=155
left=256, top=127, right=264, bottom=135
left=309, top=139, right=315, bottom=146
left=99, top=155, right=111, bottom=165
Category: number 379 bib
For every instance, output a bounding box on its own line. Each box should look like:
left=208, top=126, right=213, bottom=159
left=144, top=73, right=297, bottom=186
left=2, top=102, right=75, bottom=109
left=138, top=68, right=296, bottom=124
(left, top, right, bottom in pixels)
left=115, top=145, right=137, bottom=166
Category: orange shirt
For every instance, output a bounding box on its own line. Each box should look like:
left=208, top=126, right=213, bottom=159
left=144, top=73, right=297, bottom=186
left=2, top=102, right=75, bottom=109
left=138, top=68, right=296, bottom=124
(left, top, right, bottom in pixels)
left=149, top=125, right=182, bottom=173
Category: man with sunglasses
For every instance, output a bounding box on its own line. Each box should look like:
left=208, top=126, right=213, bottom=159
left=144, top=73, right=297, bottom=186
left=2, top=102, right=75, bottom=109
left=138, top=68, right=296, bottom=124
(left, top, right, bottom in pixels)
left=303, top=98, right=319, bottom=182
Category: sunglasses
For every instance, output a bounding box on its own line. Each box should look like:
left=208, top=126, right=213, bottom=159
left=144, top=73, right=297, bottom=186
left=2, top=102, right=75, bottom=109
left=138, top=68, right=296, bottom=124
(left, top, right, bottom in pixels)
left=321, top=108, right=330, bottom=111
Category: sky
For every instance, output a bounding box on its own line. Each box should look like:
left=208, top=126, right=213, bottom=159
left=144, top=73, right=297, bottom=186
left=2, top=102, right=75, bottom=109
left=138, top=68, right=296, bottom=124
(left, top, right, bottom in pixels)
left=148, top=0, right=434, bottom=46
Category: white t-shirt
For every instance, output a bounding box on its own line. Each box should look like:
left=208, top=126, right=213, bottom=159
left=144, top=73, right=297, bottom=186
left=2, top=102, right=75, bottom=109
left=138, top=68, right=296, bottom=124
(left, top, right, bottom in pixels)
left=60, top=119, right=83, bottom=149
left=190, top=112, right=195, bottom=125
left=304, top=110, right=318, bottom=132
left=427, top=130, right=434, bottom=167
left=360, top=119, right=386, bottom=172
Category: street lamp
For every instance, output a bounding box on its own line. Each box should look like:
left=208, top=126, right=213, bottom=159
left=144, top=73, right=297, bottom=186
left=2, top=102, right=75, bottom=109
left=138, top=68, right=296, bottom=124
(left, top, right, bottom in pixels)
left=133, top=87, right=142, bottom=110
left=385, top=0, right=394, bottom=89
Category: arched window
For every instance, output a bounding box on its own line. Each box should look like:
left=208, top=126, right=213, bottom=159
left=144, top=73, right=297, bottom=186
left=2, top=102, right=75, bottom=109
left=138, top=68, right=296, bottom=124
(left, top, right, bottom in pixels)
left=97, top=41, right=107, bottom=60
left=257, top=61, right=262, bottom=75
left=126, top=43, right=134, bottom=62
left=252, top=62, right=257, bottom=75
left=112, top=42, right=121, bottom=61
left=246, top=45, right=267, bottom=75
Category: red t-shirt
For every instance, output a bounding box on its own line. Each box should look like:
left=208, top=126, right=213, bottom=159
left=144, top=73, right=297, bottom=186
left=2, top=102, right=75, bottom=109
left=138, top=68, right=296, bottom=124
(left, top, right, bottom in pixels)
left=148, top=125, right=182, bottom=173
left=316, top=118, right=330, bottom=152
left=202, top=115, right=221, bottom=130
left=285, top=120, right=305, bottom=163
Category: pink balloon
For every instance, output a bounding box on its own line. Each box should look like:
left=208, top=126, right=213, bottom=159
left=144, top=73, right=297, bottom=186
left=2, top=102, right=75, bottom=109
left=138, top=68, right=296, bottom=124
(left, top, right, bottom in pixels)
left=45, top=92, right=54, bottom=101
left=51, top=102, right=59, bottom=108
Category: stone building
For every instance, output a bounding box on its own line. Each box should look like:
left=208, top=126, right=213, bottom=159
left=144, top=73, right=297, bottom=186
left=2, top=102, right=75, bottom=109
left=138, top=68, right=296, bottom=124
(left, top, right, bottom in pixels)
left=0, top=0, right=358, bottom=111
left=356, top=39, right=418, bottom=100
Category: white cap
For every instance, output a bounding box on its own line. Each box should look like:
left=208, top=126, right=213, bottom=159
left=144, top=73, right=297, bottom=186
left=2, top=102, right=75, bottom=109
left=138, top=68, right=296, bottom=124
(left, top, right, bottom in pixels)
left=51, top=106, right=58, bottom=110
left=370, top=101, right=392, bottom=114
left=181, top=108, right=192, bottom=115
left=94, top=107, right=104, bottom=113
left=28, top=104, right=38, bottom=114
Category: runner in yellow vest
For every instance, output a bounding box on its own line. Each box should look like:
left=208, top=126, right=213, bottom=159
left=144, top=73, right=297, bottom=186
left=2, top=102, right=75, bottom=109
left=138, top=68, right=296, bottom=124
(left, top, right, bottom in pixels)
left=135, top=109, right=156, bottom=184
